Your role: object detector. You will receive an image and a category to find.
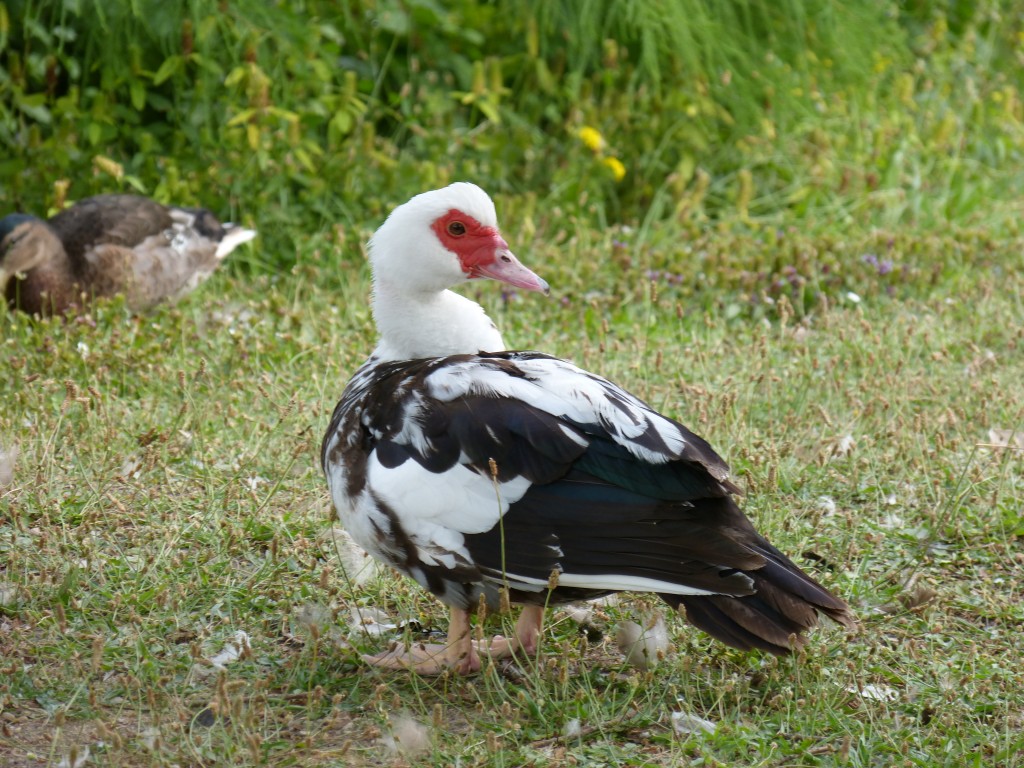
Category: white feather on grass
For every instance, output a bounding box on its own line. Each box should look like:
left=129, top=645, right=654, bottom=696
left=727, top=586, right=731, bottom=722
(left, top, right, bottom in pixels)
left=383, top=713, right=432, bottom=756
left=672, top=711, right=717, bottom=736
left=0, top=582, right=20, bottom=608
left=324, top=526, right=380, bottom=586
left=846, top=683, right=899, bottom=701
left=615, top=613, right=670, bottom=670
left=347, top=606, right=399, bottom=637
left=193, top=630, right=251, bottom=676
left=563, top=718, right=583, bottom=739
left=0, top=443, right=17, bottom=488
left=57, top=745, right=90, bottom=768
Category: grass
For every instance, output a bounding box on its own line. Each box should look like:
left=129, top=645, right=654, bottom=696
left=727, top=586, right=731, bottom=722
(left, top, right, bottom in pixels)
left=1, top=214, right=1022, bottom=767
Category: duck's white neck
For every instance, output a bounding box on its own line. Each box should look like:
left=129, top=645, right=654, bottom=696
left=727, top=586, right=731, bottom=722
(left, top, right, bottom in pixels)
left=371, top=278, right=505, bottom=362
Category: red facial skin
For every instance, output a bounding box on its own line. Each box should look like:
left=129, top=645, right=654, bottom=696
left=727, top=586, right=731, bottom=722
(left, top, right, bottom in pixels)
left=430, top=209, right=507, bottom=276
left=430, top=208, right=549, bottom=294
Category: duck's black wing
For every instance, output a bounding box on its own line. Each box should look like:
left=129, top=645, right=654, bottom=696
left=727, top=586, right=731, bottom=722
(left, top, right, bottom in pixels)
left=322, top=350, right=854, bottom=655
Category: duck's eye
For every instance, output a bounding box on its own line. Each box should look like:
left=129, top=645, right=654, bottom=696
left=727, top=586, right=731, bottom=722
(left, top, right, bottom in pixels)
left=446, top=221, right=467, bottom=237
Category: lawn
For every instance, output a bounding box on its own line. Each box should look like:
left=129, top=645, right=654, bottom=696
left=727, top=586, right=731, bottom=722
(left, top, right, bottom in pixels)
left=3, top=1, right=1024, bottom=765
left=1, top=214, right=1022, bottom=766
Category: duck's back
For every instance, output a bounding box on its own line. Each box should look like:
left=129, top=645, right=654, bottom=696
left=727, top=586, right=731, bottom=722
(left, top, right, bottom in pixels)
left=48, top=195, right=173, bottom=258
left=3, top=194, right=253, bottom=315
left=54, top=195, right=236, bottom=310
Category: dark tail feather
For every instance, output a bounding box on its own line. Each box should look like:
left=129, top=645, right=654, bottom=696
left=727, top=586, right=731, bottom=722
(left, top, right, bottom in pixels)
left=661, top=540, right=856, bottom=656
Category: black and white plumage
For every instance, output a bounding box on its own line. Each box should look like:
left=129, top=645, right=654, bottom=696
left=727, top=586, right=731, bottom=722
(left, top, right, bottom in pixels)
left=0, top=194, right=256, bottom=315
left=322, top=182, right=853, bottom=674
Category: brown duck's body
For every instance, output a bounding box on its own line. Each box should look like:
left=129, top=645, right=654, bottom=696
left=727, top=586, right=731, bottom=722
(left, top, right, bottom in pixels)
left=0, top=194, right=256, bottom=315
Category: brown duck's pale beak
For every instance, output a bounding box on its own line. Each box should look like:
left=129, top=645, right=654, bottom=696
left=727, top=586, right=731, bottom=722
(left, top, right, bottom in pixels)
left=471, top=248, right=550, bottom=295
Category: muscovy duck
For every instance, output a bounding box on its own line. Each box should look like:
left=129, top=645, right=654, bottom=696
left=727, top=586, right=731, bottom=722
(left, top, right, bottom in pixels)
left=322, top=182, right=854, bottom=674
left=0, top=194, right=255, bottom=315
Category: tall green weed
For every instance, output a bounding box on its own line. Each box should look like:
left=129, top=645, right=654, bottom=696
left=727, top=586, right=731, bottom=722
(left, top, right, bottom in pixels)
left=1, top=0, right=1022, bottom=268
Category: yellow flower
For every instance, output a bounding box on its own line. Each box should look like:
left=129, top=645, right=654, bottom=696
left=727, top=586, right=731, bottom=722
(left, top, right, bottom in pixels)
left=602, top=156, right=626, bottom=182
left=577, top=126, right=605, bottom=153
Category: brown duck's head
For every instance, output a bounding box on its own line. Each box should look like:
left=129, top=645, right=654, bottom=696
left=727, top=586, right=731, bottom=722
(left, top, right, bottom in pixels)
left=1, top=214, right=67, bottom=306
left=1, top=214, right=37, bottom=251
left=1, top=214, right=41, bottom=281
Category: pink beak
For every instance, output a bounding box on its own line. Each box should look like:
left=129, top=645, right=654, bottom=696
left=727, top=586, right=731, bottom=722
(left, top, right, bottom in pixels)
left=471, top=248, right=550, bottom=295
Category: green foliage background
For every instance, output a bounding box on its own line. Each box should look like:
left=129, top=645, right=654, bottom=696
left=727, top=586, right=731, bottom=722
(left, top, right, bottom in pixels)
left=2, top=0, right=1023, bottom=268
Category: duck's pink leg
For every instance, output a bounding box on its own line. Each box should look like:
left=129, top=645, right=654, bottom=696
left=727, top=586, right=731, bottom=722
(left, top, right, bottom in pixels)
left=479, top=604, right=545, bottom=659
left=362, top=607, right=480, bottom=675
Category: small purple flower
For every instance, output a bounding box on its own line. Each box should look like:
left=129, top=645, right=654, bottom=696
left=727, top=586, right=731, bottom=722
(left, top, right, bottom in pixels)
left=643, top=270, right=685, bottom=287
left=781, top=265, right=803, bottom=287
left=862, top=252, right=895, bottom=276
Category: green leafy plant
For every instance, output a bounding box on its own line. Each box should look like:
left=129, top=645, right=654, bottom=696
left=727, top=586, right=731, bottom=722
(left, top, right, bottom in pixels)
left=2, top=0, right=1023, bottom=270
